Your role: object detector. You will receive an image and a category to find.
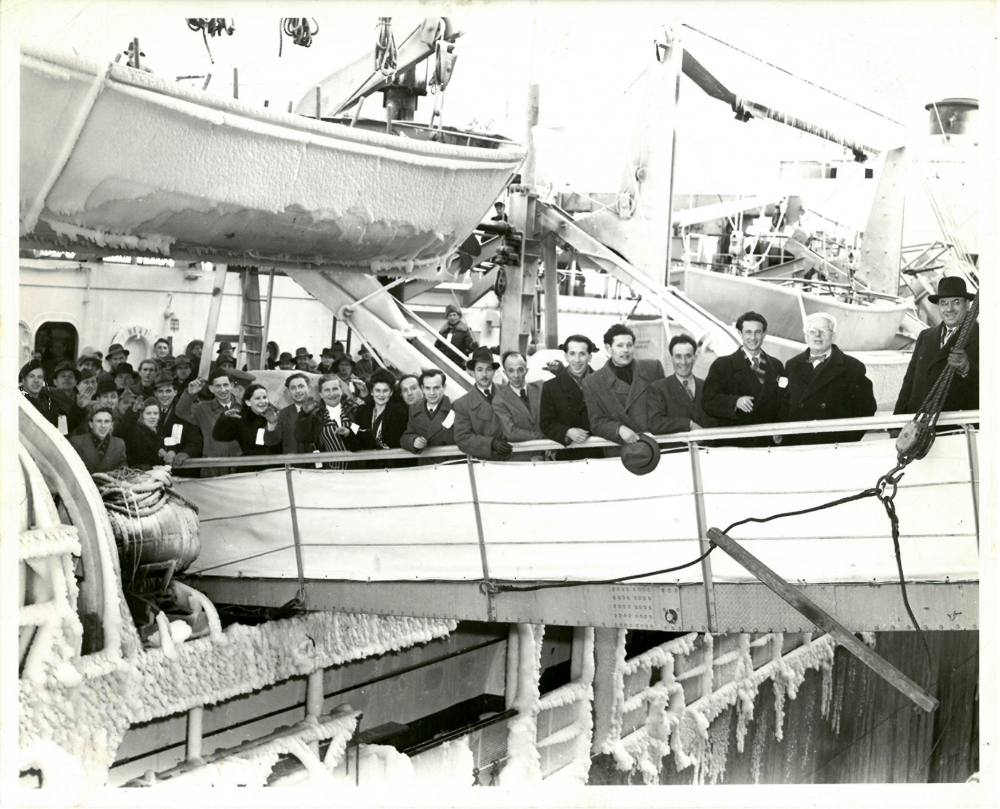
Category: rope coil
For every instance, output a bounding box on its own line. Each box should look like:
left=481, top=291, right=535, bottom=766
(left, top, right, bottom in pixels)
left=186, top=18, right=235, bottom=65
left=279, top=18, right=319, bottom=56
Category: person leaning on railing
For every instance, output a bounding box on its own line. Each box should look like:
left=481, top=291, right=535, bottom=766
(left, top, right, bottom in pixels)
left=354, top=369, right=409, bottom=451
left=400, top=369, right=456, bottom=464
left=176, top=367, right=243, bottom=477
left=780, top=312, right=876, bottom=445
left=294, top=375, right=361, bottom=470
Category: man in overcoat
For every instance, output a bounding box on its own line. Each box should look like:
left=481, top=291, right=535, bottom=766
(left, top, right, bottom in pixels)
left=493, top=351, right=544, bottom=460
left=702, top=311, right=788, bottom=447
left=540, top=334, right=601, bottom=459
left=582, top=323, right=665, bottom=453
left=894, top=276, right=979, bottom=416
left=264, top=372, right=314, bottom=454
left=453, top=347, right=512, bottom=461
left=69, top=405, right=128, bottom=474
left=400, top=370, right=457, bottom=459
left=782, top=313, right=877, bottom=444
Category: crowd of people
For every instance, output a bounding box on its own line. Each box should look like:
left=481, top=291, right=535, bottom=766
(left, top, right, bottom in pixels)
left=19, top=277, right=978, bottom=477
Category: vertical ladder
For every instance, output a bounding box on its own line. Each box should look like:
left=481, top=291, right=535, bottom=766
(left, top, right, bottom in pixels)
left=236, top=267, right=276, bottom=371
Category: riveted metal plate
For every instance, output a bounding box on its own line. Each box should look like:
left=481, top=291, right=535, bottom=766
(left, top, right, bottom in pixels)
left=610, top=585, right=658, bottom=629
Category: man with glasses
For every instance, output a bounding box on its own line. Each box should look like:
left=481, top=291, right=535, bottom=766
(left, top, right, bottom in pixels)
left=783, top=313, right=876, bottom=444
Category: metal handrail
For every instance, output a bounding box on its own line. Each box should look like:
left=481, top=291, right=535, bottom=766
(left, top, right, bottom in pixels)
left=176, top=410, right=979, bottom=469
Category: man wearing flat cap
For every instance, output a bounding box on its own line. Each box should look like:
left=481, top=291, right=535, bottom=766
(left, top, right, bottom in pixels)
left=895, top=276, right=979, bottom=415
left=453, top=346, right=513, bottom=461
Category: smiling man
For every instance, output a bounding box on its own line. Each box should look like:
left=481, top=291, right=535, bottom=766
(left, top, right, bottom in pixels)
left=69, top=405, right=128, bottom=474
left=493, top=351, right=545, bottom=458
left=265, top=372, right=314, bottom=454
left=648, top=334, right=717, bottom=436
left=894, top=276, right=979, bottom=417
left=783, top=313, right=876, bottom=444
left=453, top=347, right=512, bottom=461
left=540, top=334, right=599, bottom=460
left=176, top=367, right=242, bottom=475
left=582, top=323, right=665, bottom=452
left=702, top=311, right=787, bottom=447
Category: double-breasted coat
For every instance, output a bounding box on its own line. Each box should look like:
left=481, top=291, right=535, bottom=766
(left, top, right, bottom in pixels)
left=783, top=346, right=877, bottom=444
left=581, top=359, right=666, bottom=445
left=894, top=322, right=979, bottom=415
left=702, top=349, right=788, bottom=447
left=539, top=367, right=600, bottom=459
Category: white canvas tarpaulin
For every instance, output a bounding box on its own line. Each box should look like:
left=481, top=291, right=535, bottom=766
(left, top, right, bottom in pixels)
left=179, top=435, right=978, bottom=586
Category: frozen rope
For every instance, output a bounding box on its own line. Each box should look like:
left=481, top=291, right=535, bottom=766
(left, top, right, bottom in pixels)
left=374, top=18, right=398, bottom=78
left=280, top=18, right=319, bottom=57
left=186, top=18, right=235, bottom=65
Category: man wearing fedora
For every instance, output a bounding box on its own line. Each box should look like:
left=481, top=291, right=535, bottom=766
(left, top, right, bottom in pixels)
left=106, top=343, right=130, bottom=374
left=293, top=347, right=313, bottom=372
left=317, top=347, right=339, bottom=375
left=151, top=369, right=202, bottom=474
left=894, top=276, right=979, bottom=416
left=277, top=351, right=296, bottom=371
left=453, top=346, right=513, bottom=461
left=583, top=323, right=665, bottom=455
left=48, top=360, right=94, bottom=434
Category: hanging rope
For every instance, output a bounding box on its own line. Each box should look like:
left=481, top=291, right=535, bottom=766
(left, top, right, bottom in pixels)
left=374, top=17, right=398, bottom=78
left=895, top=292, right=979, bottom=464
left=279, top=18, right=319, bottom=57
left=186, top=18, right=235, bottom=65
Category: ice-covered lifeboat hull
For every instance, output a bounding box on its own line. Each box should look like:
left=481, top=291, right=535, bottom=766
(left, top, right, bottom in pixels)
left=19, top=46, right=525, bottom=273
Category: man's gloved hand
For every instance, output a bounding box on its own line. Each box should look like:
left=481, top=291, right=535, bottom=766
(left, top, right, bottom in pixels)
left=491, top=437, right=513, bottom=457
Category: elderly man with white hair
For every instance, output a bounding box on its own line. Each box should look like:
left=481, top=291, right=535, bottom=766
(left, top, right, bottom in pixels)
left=782, top=312, right=876, bottom=444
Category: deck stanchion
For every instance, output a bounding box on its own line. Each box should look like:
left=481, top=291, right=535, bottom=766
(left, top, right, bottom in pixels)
left=198, top=263, right=228, bottom=381
left=688, top=443, right=717, bottom=632
left=186, top=705, right=204, bottom=761
left=466, top=459, right=494, bottom=622
left=964, top=425, right=979, bottom=547
left=285, top=464, right=307, bottom=605
left=707, top=527, right=940, bottom=712
left=306, top=669, right=324, bottom=756
left=259, top=268, right=276, bottom=371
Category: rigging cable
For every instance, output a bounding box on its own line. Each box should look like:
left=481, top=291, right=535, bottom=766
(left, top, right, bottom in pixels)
left=374, top=17, right=398, bottom=78
left=186, top=18, right=235, bottom=65
left=279, top=18, right=319, bottom=57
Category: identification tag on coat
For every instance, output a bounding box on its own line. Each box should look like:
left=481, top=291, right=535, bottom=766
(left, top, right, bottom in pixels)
left=442, top=410, right=455, bottom=429
left=255, top=428, right=265, bottom=446
left=350, top=423, right=360, bottom=434
left=165, top=423, right=183, bottom=446
left=57, top=415, right=68, bottom=435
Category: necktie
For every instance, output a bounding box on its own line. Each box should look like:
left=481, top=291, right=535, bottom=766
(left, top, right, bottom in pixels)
left=484, top=387, right=493, bottom=403
left=941, top=328, right=954, bottom=349
left=751, top=355, right=766, bottom=385
left=683, top=378, right=695, bottom=400
left=519, top=389, right=529, bottom=407
left=810, top=355, right=826, bottom=368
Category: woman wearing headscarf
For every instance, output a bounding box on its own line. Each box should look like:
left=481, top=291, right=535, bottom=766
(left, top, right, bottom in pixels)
left=435, top=303, right=478, bottom=366
left=294, top=375, right=361, bottom=470
left=211, top=383, right=284, bottom=461
left=354, top=369, right=409, bottom=451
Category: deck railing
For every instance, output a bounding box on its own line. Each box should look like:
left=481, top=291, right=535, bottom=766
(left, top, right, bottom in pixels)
left=176, top=410, right=979, bottom=470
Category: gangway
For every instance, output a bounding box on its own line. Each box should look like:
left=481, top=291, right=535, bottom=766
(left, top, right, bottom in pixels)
left=535, top=201, right=741, bottom=356
left=284, top=268, right=473, bottom=399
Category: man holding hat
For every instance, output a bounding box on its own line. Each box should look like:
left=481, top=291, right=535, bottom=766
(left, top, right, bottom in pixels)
left=894, top=276, right=979, bottom=415
left=583, top=323, right=665, bottom=454
left=453, top=346, right=513, bottom=461
left=436, top=304, right=478, bottom=367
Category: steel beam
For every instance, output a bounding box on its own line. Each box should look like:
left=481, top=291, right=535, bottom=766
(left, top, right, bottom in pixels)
left=185, top=576, right=978, bottom=634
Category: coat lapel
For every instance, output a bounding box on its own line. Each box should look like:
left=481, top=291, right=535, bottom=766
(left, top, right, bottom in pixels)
left=801, top=348, right=845, bottom=399
left=667, top=375, right=694, bottom=419
left=424, top=400, right=451, bottom=441
left=596, top=364, right=629, bottom=421
left=625, top=363, right=650, bottom=412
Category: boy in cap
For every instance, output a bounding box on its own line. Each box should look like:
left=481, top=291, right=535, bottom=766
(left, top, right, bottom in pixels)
left=435, top=303, right=478, bottom=366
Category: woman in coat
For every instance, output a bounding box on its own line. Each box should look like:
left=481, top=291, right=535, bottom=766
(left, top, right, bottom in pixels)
left=212, top=383, right=283, bottom=461
left=123, top=398, right=168, bottom=469
left=354, top=369, right=410, bottom=456
left=294, top=375, right=361, bottom=470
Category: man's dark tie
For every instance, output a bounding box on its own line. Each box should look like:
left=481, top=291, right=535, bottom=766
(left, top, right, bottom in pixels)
left=751, top=355, right=766, bottom=385
left=683, top=378, right=695, bottom=400
left=484, top=387, right=493, bottom=403
left=941, top=328, right=955, bottom=349
left=519, top=389, right=529, bottom=407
